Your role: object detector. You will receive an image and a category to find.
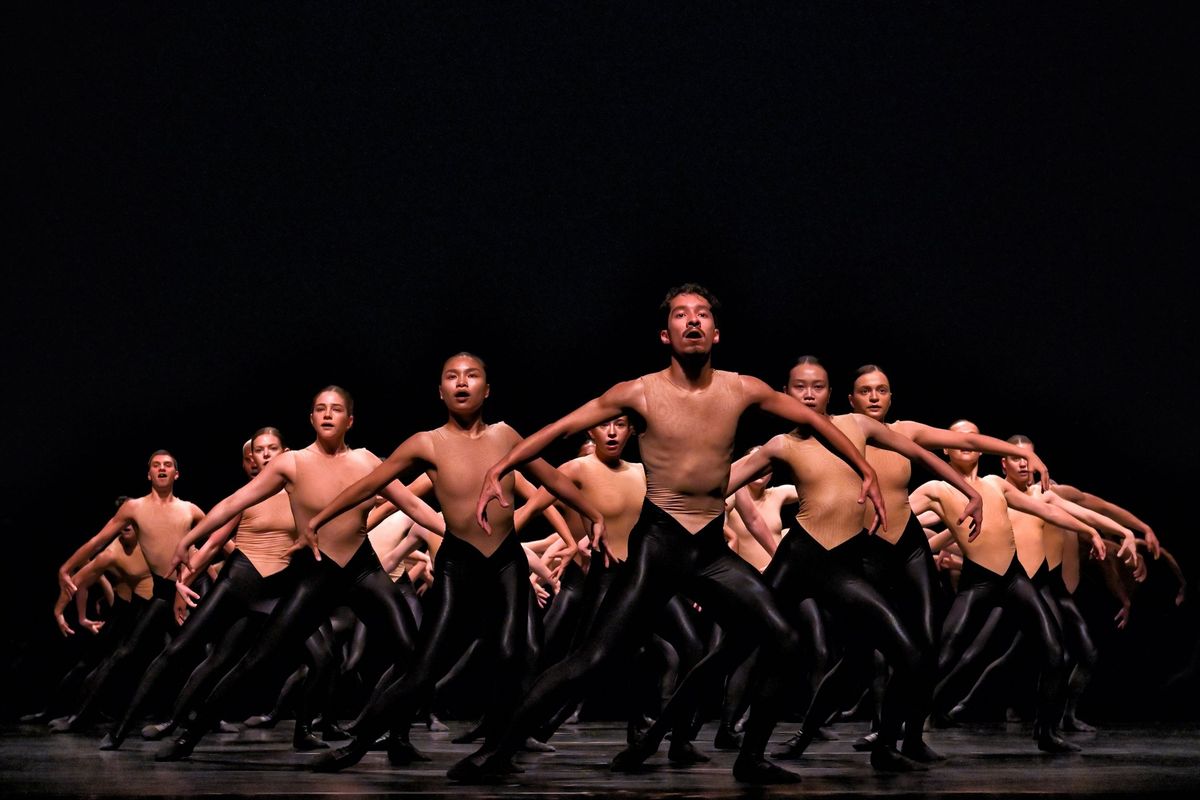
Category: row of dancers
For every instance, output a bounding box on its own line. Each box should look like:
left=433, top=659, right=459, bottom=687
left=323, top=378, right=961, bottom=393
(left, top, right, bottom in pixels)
left=41, top=283, right=1177, bottom=784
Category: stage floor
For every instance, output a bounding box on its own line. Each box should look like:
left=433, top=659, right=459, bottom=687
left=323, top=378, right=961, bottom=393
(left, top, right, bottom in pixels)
left=2, top=720, right=1198, bottom=798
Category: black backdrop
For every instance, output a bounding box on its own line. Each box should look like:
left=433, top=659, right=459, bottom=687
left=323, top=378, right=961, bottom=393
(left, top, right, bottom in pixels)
left=5, top=2, right=1196, bottom=719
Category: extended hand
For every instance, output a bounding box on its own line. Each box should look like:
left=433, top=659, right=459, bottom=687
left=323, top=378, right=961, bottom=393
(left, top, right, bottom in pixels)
left=959, top=493, right=984, bottom=542
left=589, top=518, right=611, bottom=568
left=475, top=468, right=509, bottom=535
left=58, top=570, right=77, bottom=599
left=1029, top=452, right=1051, bottom=491
left=860, top=475, right=887, bottom=534
left=288, top=524, right=321, bottom=561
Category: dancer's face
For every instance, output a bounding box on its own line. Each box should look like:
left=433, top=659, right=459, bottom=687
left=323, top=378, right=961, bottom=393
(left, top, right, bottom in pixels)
left=786, top=364, right=830, bottom=414
left=1001, top=443, right=1033, bottom=489
left=945, top=420, right=981, bottom=469
left=252, top=433, right=285, bottom=471
left=588, top=415, right=633, bottom=462
left=310, top=391, right=353, bottom=442
left=849, top=370, right=892, bottom=421
left=660, top=293, right=719, bottom=357
left=439, top=356, right=489, bottom=415
left=147, top=454, right=179, bottom=489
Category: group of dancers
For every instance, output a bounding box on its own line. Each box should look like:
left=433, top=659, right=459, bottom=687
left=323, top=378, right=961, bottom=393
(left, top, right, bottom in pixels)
left=41, top=284, right=1176, bottom=785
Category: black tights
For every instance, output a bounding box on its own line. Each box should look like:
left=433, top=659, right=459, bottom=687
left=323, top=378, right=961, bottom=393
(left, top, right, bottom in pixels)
left=348, top=532, right=532, bottom=750
left=768, top=528, right=925, bottom=749
left=110, top=550, right=291, bottom=743
left=857, top=513, right=945, bottom=734
left=182, top=540, right=417, bottom=742
left=935, top=556, right=1067, bottom=730
left=540, top=560, right=586, bottom=671
left=536, top=558, right=702, bottom=741
left=71, top=577, right=176, bottom=726
left=486, top=501, right=802, bottom=762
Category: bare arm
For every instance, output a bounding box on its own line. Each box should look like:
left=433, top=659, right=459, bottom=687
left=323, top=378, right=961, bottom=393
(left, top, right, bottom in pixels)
left=731, top=488, right=779, bottom=557
left=58, top=504, right=137, bottom=596
left=476, top=381, right=642, bottom=528
left=172, top=463, right=290, bottom=571
left=1044, top=492, right=1137, bottom=564
left=56, top=553, right=112, bottom=635
left=858, top=415, right=983, bottom=535
left=1052, top=483, right=1160, bottom=559
left=999, top=482, right=1105, bottom=560
left=520, top=458, right=605, bottom=560
left=897, top=420, right=1050, bottom=490
left=727, top=444, right=777, bottom=496
left=302, top=438, right=437, bottom=559
left=514, top=472, right=578, bottom=553
left=747, top=378, right=886, bottom=531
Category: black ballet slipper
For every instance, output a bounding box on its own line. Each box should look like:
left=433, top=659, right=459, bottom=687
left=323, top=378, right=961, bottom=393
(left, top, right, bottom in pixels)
left=446, top=753, right=512, bottom=784
left=667, top=740, right=710, bottom=765
left=387, top=737, right=431, bottom=765
left=312, top=741, right=369, bottom=772
left=870, top=743, right=927, bottom=772
left=901, top=739, right=946, bottom=763
left=732, top=754, right=802, bottom=784
left=1037, top=730, right=1082, bottom=754
left=713, top=724, right=743, bottom=751
left=610, top=738, right=658, bottom=772
left=155, top=731, right=201, bottom=762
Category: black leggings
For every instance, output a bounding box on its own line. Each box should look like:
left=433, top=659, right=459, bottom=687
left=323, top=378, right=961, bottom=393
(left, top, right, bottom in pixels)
left=959, top=564, right=1096, bottom=719
left=183, top=539, right=418, bottom=740
left=540, top=560, right=586, bottom=670
left=861, top=512, right=944, bottom=655
left=536, top=556, right=703, bottom=741
left=348, top=532, right=532, bottom=750
left=768, top=528, right=925, bottom=748
left=111, top=550, right=292, bottom=742
left=489, top=500, right=802, bottom=761
left=71, top=577, right=176, bottom=725
left=935, top=556, right=1067, bottom=728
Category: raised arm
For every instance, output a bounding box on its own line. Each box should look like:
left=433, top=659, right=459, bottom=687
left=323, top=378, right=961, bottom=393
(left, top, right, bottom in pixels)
left=746, top=378, right=886, bottom=531
left=1052, top=483, right=1160, bottom=559
left=514, top=472, right=578, bottom=553
left=1044, top=491, right=1137, bottom=564
left=998, top=482, right=1105, bottom=560
left=857, top=415, right=983, bottom=534
left=895, top=420, right=1050, bottom=490
left=727, top=445, right=777, bottom=496
left=519, top=458, right=605, bottom=558
left=476, top=380, right=641, bottom=527
left=172, top=462, right=290, bottom=571
left=58, top=505, right=136, bottom=597
left=301, top=437, right=433, bottom=560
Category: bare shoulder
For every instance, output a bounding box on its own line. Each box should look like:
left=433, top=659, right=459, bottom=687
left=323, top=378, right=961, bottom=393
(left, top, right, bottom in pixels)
left=604, top=377, right=648, bottom=410
left=762, top=432, right=792, bottom=455
left=351, top=447, right=384, bottom=467
left=736, top=373, right=773, bottom=399
left=913, top=479, right=944, bottom=498
left=489, top=421, right=524, bottom=447
left=890, top=420, right=923, bottom=435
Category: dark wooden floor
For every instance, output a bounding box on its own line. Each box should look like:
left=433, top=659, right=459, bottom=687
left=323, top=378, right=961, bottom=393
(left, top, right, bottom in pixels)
left=2, top=719, right=1198, bottom=798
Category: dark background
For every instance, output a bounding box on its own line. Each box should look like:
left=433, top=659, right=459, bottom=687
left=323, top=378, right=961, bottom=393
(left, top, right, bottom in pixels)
left=5, top=2, right=1196, bottom=719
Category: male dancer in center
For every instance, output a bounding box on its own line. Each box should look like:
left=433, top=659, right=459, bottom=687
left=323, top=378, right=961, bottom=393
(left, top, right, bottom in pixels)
left=454, top=284, right=886, bottom=784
